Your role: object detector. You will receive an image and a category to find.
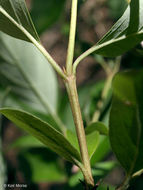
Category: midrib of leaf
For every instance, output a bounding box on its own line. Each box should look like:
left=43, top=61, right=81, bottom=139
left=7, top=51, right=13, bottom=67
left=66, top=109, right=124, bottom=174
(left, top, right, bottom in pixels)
left=0, top=38, right=65, bottom=133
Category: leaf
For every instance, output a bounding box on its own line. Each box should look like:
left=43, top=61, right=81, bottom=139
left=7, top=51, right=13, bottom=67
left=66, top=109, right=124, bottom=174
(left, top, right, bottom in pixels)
left=0, top=108, right=81, bottom=165
left=108, top=0, right=127, bottom=19
left=12, top=135, right=44, bottom=149
left=0, top=0, right=39, bottom=42
left=0, top=32, right=58, bottom=117
left=84, top=0, right=143, bottom=57
left=18, top=148, right=66, bottom=183
left=86, top=122, right=108, bottom=136
left=109, top=70, right=143, bottom=175
left=90, top=136, right=110, bottom=166
left=66, top=130, right=79, bottom=152
left=31, top=0, right=66, bottom=34
left=86, top=131, right=99, bottom=159
left=66, top=129, right=99, bottom=159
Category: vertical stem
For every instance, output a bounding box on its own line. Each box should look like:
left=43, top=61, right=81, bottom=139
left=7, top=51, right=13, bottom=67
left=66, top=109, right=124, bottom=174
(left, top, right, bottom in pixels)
left=66, top=0, right=78, bottom=74
left=92, top=74, right=113, bottom=122
left=65, top=75, right=94, bottom=189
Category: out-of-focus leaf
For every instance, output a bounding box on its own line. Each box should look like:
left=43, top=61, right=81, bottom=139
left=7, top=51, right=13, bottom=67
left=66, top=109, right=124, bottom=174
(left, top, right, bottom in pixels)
left=97, top=185, right=115, bottom=190
left=66, top=129, right=99, bottom=159
left=86, top=131, right=99, bottom=159
left=0, top=32, right=58, bottom=116
left=86, top=122, right=108, bottom=136
left=0, top=108, right=81, bottom=165
left=18, top=148, right=66, bottom=183
left=0, top=126, right=6, bottom=190
left=31, top=0, right=66, bottom=33
left=66, top=130, right=79, bottom=152
left=0, top=94, right=6, bottom=190
left=109, top=70, right=143, bottom=175
left=12, top=135, right=44, bottom=149
left=91, top=136, right=110, bottom=166
left=0, top=0, right=39, bottom=42
left=108, top=0, right=127, bottom=20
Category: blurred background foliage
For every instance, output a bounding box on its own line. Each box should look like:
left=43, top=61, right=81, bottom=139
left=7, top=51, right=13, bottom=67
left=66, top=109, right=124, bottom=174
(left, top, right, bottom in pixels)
left=0, top=0, right=143, bottom=190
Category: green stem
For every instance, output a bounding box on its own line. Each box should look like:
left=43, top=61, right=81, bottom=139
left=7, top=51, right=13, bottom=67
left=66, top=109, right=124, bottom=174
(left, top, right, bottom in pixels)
left=65, top=75, right=94, bottom=189
left=66, top=0, right=78, bottom=75
left=73, top=35, right=130, bottom=74
left=0, top=6, right=66, bottom=80
left=92, top=74, right=113, bottom=122
left=92, top=58, right=120, bottom=122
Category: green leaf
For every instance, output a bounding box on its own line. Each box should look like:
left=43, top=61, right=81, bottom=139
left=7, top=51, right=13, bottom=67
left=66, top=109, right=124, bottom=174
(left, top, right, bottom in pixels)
left=85, top=122, right=108, bottom=136
left=90, top=136, right=110, bottom=166
left=0, top=0, right=39, bottom=42
left=12, top=135, right=44, bottom=149
left=108, top=0, right=127, bottom=19
left=66, top=129, right=99, bottom=160
left=89, top=0, right=143, bottom=57
left=86, top=131, right=100, bottom=159
left=31, top=0, right=66, bottom=33
left=18, top=148, right=66, bottom=183
left=0, top=32, right=58, bottom=117
left=66, top=130, right=79, bottom=152
left=109, top=70, right=143, bottom=175
left=0, top=108, right=81, bottom=165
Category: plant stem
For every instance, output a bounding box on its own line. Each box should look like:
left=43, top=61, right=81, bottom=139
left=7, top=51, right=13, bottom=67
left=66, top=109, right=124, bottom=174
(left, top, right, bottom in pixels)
left=73, top=35, right=128, bottom=74
left=91, top=74, right=113, bottom=122
left=66, top=0, right=78, bottom=75
left=92, top=58, right=120, bottom=122
left=65, top=75, right=94, bottom=189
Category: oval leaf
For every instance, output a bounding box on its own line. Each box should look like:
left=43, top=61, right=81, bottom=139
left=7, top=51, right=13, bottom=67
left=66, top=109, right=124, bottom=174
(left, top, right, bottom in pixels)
left=0, top=108, right=81, bottom=165
left=109, top=70, right=143, bottom=175
left=0, top=0, right=39, bottom=42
